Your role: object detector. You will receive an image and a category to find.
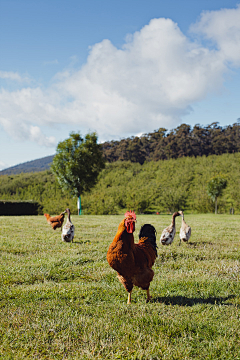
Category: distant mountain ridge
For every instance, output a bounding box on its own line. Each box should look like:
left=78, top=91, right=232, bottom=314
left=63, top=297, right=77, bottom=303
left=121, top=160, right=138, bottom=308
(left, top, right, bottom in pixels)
left=0, top=155, right=54, bottom=175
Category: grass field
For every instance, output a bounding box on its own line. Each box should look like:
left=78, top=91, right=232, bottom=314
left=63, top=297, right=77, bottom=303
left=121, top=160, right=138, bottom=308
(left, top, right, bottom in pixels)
left=0, top=213, right=240, bottom=359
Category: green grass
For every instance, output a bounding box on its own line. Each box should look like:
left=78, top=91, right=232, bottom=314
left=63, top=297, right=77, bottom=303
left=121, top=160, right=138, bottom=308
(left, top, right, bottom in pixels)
left=0, top=214, right=240, bottom=359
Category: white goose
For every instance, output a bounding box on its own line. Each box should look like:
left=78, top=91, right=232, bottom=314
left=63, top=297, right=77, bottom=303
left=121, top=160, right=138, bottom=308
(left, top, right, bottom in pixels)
left=178, top=210, right=191, bottom=245
left=61, top=208, right=75, bottom=242
left=160, top=212, right=180, bottom=245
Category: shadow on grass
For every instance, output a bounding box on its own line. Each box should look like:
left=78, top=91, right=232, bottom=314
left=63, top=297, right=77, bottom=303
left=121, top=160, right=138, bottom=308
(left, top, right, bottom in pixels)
left=187, top=241, right=214, bottom=247
left=73, top=240, right=91, bottom=244
left=152, top=294, right=236, bottom=306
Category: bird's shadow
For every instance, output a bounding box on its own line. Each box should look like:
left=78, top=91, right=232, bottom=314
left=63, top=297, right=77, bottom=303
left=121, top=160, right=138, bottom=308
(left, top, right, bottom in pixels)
left=70, top=239, right=91, bottom=244
left=152, top=294, right=236, bottom=307
left=187, top=241, right=214, bottom=247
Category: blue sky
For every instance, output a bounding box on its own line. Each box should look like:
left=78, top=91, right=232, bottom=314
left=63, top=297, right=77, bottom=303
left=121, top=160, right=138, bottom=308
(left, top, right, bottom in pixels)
left=0, top=0, right=240, bottom=169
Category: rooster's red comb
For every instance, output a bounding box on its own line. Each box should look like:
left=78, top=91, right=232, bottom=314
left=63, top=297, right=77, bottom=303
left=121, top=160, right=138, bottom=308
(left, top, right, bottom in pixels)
left=124, top=210, right=136, bottom=220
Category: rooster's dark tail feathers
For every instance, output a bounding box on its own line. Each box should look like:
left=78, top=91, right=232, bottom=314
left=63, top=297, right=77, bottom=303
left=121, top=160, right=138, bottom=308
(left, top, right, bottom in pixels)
left=139, top=224, right=158, bottom=257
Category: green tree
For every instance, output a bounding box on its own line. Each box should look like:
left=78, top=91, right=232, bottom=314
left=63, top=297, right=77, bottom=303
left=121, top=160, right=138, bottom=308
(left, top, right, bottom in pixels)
left=207, top=176, right=227, bottom=214
left=51, top=132, right=105, bottom=213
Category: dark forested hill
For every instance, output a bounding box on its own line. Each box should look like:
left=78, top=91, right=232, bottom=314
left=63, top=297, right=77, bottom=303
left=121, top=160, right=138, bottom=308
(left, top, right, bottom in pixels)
left=1, top=121, right=240, bottom=175
left=0, top=155, right=54, bottom=175
left=102, top=121, right=240, bottom=163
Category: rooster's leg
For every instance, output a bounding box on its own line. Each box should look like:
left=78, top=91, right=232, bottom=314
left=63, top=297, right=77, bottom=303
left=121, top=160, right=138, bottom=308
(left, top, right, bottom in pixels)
left=127, top=291, right=132, bottom=305
left=146, top=289, right=151, bottom=303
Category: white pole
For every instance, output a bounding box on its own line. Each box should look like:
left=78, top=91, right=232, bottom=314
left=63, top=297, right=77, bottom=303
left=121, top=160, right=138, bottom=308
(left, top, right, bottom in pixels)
left=77, top=196, right=82, bottom=215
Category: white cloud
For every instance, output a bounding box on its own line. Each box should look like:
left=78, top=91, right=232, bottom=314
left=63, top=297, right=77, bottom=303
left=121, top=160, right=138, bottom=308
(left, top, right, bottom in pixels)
left=43, top=59, right=59, bottom=66
left=0, top=160, right=7, bottom=171
left=0, top=71, right=30, bottom=83
left=190, top=5, right=240, bottom=67
left=0, top=5, right=240, bottom=145
left=29, top=126, right=56, bottom=146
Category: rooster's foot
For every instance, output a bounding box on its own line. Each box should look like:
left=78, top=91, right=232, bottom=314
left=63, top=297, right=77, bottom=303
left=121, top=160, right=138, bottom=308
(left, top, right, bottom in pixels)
left=127, top=291, right=132, bottom=304
left=146, top=289, right=152, bottom=303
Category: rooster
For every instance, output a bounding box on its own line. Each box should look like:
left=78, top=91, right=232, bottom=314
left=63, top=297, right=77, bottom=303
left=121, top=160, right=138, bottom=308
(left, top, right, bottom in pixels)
left=44, top=211, right=65, bottom=230
left=107, top=211, right=157, bottom=304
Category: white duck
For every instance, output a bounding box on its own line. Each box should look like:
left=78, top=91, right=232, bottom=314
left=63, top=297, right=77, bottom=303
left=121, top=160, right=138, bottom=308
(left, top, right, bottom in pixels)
left=61, top=208, right=75, bottom=242
left=178, top=210, right=191, bottom=245
left=160, top=212, right=180, bottom=245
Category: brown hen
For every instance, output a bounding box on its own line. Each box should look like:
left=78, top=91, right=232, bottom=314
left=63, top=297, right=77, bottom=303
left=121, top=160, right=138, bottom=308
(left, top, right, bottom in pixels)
left=44, top=211, right=65, bottom=230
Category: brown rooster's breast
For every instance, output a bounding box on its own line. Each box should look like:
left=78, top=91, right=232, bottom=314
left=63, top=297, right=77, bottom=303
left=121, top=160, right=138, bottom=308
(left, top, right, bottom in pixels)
left=107, top=241, right=135, bottom=277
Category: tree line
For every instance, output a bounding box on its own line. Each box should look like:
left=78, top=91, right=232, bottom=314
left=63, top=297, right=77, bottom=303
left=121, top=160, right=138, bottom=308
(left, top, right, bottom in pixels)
left=0, top=152, right=239, bottom=215
left=102, top=122, right=240, bottom=164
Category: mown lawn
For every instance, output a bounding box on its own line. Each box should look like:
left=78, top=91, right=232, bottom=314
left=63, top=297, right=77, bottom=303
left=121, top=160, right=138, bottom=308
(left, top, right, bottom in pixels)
left=0, top=214, right=240, bottom=359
